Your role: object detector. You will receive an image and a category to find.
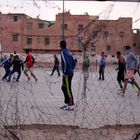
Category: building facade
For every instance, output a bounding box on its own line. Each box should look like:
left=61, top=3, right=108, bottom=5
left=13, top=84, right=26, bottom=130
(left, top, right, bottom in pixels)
left=0, top=12, right=137, bottom=55
left=133, top=29, right=140, bottom=54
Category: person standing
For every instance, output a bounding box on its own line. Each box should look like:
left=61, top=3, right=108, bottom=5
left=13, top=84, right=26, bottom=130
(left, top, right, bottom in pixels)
left=82, top=54, right=90, bottom=98
left=50, top=54, right=60, bottom=76
left=13, top=51, right=17, bottom=80
left=120, top=46, right=140, bottom=96
left=116, top=51, right=126, bottom=90
left=60, top=40, right=76, bottom=110
left=13, top=51, right=17, bottom=59
left=7, top=55, right=24, bottom=82
left=23, top=49, right=38, bottom=82
left=98, top=52, right=106, bottom=80
left=83, top=54, right=90, bottom=80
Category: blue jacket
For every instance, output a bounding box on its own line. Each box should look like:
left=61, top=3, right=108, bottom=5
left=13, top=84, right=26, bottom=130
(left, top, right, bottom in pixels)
left=61, top=48, right=76, bottom=75
left=0, top=58, right=13, bottom=69
left=99, top=56, right=106, bottom=67
left=125, top=49, right=138, bottom=70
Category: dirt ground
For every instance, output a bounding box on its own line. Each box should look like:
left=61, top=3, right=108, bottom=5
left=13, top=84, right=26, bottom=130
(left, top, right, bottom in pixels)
left=0, top=63, right=140, bottom=140
left=0, top=124, right=140, bottom=140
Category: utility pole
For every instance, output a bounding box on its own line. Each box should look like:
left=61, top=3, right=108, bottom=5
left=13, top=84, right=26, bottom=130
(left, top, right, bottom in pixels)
left=62, top=0, right=65, bottom=40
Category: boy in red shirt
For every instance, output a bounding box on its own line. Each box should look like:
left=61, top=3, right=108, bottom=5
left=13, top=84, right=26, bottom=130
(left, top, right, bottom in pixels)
left=24, top=49, right=37, bottom=81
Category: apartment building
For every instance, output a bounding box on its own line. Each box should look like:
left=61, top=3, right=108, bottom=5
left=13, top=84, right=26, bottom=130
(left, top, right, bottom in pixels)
left=0, top=12, right=137, bottom=55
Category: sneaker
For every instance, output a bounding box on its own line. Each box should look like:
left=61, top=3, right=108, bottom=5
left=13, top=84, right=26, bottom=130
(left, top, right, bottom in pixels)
left=117, top=91, right=125, bottom=97
left=69, top=106, right=74, bottom=111
left=66, top=106, right=74, bottom=111
left=61, top=106, right=74, bottom=111
left=60, top=105, right=67, bottom=109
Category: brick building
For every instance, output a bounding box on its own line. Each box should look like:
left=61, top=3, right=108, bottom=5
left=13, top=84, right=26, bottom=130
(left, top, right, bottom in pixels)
left=133, top=29, right=140, bottom=54
left=0, top=12, right=137, bottom=55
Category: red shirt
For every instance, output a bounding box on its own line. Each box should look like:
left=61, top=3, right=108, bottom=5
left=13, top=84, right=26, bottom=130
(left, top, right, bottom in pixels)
left=26, top=52, right=34, bottom=68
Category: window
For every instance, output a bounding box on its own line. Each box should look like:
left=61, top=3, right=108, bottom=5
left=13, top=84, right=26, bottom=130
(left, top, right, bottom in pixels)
left=27, top=22, right=33, bottom=29
left=61, top=24, right=68, bottom=30
left=12, top=33, right=19, bottom=42
left=45, top=22, right=50, bottom=28
left=38, top=22, right=44, bottom=29
left=119, top=32, right=125, bottom=37
left=133, top=43, right=136, bottom=47
left=44, top=36, right=50, bottom=45
left=14, top=16, right=18, bottom=22
left=27, top=37, right=32, bottom=45
left=104, top=31, right=109, bottom=37
left=107, top=45, right=111, bottom=51
left=46, top=22, right=54, bottom=28
left=78, top=24, right=84, bottom=32
left=37, top=36, right=40, bottom=44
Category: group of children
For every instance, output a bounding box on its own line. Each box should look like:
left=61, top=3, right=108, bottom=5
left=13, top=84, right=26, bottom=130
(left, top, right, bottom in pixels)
left=98, top=46, right=140, bottom=97
left=116, top=46, right=140, bottom=97
left=0, top=49, right=38, bottom=82
left=0, top=42, right=140, bottom=113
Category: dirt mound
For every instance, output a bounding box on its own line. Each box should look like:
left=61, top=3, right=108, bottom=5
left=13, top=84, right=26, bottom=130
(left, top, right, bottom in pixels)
left=1, top=124, right=140, bottom=140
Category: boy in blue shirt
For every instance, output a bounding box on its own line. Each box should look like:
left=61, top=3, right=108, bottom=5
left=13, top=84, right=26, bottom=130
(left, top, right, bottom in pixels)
left=60, top=40, right=76, bottom=110
left=98, top=52, right=106, bottom=80
left=0, top=54, right=13, bottom=80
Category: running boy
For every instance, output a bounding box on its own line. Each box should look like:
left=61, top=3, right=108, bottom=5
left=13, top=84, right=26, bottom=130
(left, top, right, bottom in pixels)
left=121, top=46, right=140, bottom=96
left=116, top=51, right=126, bottom=90
left=23, top=49, right=37, bottom=81
left=7, top=55, right=24, bottom=82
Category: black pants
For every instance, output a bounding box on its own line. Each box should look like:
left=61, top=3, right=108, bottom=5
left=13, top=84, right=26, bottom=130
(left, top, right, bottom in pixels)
left=61, top=75, right=74, bottom=106
left=99, top=66, right=105, bottom=80
left=117, top=70, right=124, bottom=88
left=51, top=66, right=60, bottom=76
left=8, top=69, right=21, bottom=81
left=2, top=68, right=11, bottom=79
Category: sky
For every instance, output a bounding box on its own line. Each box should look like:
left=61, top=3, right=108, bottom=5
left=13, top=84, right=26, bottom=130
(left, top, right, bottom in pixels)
left=0, top=0, right=140, bottom=28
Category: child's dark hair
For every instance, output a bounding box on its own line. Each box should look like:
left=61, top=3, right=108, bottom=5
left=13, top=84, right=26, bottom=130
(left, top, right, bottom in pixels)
left=116, top=51, right=121, bottom=55
left=15, top=55, right=19, bottom=59
left=60, top=40, right=66, bottom=48
left=125, top=45, right=131, bottom=50
left=25, top=48, right=32, bottom=53
left=14, top=51, right=17, bottom=54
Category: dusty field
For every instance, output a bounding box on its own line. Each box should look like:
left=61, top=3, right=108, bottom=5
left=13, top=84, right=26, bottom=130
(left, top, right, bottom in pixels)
left=0, top=64, right=140, bottom=140
left=0, top=124, right=140, bottom=140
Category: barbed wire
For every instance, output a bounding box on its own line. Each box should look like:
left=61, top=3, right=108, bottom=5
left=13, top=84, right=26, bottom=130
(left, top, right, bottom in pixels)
left=0, top=0, right=140, bottom=140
